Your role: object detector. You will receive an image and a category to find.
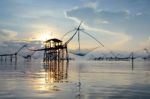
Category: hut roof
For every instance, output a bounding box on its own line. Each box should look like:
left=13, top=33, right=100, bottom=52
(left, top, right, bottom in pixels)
left=45, top=38, right=62, bottom=43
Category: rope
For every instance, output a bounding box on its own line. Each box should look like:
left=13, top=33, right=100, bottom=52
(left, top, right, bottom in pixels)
left=81, top=30, right=104, bottom=47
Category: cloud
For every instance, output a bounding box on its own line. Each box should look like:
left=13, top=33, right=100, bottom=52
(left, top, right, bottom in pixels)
left=139, top=37, right=150, bottom=50
left=0, top=39, right=43, bottom=54
left=83, top=1, right=98, bottom=9
left=65, top=7, right=132, bottom=49
left=66, top=6, right=130, bottom=24
left=66, top=6, right=150, bottom=36
left=0, top=29, right=17, bottom=41
left=96, top=20, right=109, bottom=24
left=0, top=0, right=149, bottom=52
left=81, top=22, right=131, bottom=49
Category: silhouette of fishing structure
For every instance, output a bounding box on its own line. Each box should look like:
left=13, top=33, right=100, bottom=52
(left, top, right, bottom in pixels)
left=31, top=38, right=69, bottom=62
left=20, top=50, right=36, bottom=61
left=61, top=21, right=104, bottom=56
left=143, top=48, right=150, bottom=60
left=29, top=22, right=103, bottom=62
left=0, top=22, right=149, bottom=63
left=107, top=51, right=132, bottom=61
left=0, top=44, right=27, bottom=63
left=93, top=52, right=136, bottom=61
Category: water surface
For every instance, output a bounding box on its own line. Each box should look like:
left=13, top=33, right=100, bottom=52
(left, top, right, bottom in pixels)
left=0, top=60, right=150, bottom=99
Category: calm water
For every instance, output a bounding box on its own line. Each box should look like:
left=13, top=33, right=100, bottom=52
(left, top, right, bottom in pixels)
left=0, top=59, right=150, bottom=99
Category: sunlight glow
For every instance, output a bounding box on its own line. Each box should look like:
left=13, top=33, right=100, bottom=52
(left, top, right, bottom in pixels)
left=38, top=33, right=52, bottom=41
left=31, top=72, right=56, bottom=92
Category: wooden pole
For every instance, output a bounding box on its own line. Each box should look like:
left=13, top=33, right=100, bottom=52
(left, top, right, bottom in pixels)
left=15, top=54, right=17, bottom=65
left=65, top=45, right=69, bottom=61
left=10, top=55, right=12, bottom=62
left=5, top=56, right=6, bottom=62
left=131, top=52, right=134, bottom=70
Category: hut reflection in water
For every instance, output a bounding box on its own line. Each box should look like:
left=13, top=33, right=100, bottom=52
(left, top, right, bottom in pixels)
left=43, top=60, right=69, bottom=83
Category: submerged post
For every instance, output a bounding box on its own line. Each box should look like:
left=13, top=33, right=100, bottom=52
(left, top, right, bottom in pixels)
left=131, top=52, right=134, bottom=70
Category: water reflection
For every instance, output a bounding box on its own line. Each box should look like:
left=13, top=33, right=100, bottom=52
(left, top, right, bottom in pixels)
left=0, top=60, right=150, bottom=99
left=0, top=61, right=17, bottom=71
left=43, top=60, right=69, bottom=83
left=0, top=60, right=70, bottom=98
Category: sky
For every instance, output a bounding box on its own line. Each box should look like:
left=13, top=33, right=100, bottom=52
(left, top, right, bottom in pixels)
left=0, top=0, right=150, bottom=54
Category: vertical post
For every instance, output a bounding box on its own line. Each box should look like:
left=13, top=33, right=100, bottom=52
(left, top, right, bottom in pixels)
left=65, top=45, right=69, bottom=62
left=43, top=50, right=46, bottom=62
left=65, top=60, right=69, bottom=79
left=10, top=55, right=12, bottom=62
left=57, top=49, right=60, bottom=80
left=78, top=30, right=80, bottom=51
left=0, top=56, right=2, bottom=61
left=5, top=56, right=6, bottom=62
left=62, top=48, right=64, bottom=60
left=15, top=54, right=17, bottom=65
left=131, top=52, right=134, bottom=70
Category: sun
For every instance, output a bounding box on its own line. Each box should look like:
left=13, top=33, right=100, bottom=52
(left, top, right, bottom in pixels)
left=38, top=33, right=52, bottom=41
